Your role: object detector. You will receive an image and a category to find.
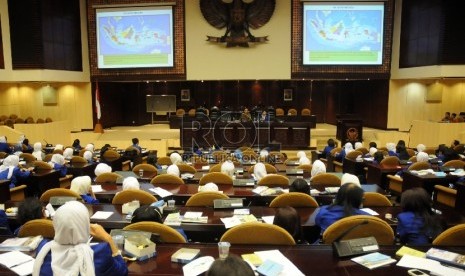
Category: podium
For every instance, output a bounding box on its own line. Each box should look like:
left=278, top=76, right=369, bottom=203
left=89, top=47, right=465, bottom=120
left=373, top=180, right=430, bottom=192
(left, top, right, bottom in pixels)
left=336, top=115, right=363, bottom=145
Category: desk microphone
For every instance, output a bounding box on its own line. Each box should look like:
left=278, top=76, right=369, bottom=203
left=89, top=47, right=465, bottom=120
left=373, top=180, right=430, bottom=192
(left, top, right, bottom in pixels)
left=333, top=220, right=369, bottom=242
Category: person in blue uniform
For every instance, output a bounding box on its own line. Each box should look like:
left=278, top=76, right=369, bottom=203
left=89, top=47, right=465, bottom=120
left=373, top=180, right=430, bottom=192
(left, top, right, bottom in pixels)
left=0, top=136, right=12, bottom=154
left=315, top=183, right=369, bottom=233
left=0, top=155, right=33, bottom=188
left=131, top=138, right=142, bottom=153
left=15, top=197, right=44, bottom=236
left=321, top=138, right=336, bottom=158
left=33, top=201, right=127, bottom=276
left=72, top=139, right=82, bottom=152
left=48, top=154, right=67, bottom=177
left=70, top=175, right=99, bottom=204
left=397, top=188, right=444, bottom=245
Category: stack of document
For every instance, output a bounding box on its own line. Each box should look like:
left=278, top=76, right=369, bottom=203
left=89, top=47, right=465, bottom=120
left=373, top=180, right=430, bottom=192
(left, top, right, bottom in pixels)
left=351, top=252, right=396, bottom=270
left=220, top=214, right=258, bottom=229
left=0, top=251, right=35, bottom=276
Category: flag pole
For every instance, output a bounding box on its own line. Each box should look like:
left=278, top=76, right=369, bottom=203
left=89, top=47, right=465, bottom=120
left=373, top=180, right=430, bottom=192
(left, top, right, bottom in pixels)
left=94, top=82, right=104, bottom=133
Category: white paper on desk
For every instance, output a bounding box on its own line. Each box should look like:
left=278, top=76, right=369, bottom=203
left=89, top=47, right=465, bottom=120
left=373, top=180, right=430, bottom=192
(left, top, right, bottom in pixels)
left=91, top=185, right=103, bottom=193
left=10, top=259, right=34, bottom=276
left=254, top=250, right=304, bottom=276
left=397, top=255, right=465, bottom=276
left=184, top=212, right=203, bottom=219
left=149, top=187, right=173, bottom=198
left=310, top=189, right=320, bottom=196
left=0, top=251, right=34, bottom=268
left=262, top=216, right=275, bottom=224
left=252, top=186, right=268, bottom=195
left=234, top=209, right=250, bottom=215
left=221, top=217, right=242, bottom=229
left=201, top=165, right=210, bottom=171
left=90, top=211, right=113, bottom=220
left=360, top=208, right=379, bottom=216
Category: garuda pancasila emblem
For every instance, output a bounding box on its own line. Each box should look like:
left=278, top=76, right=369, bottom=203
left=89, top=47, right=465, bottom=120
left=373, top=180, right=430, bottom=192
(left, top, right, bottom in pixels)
left=200, top=0, right=276, bottom=47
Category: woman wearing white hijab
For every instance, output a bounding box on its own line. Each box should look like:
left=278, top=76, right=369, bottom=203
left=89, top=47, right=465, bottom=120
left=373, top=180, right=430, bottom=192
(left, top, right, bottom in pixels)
left=166, top=164, right=180, bottom=177
left=386, top=142, right=397, bottom=156
left=169, top=152, right=183, bottom=165
left=369, top=147, right=378, bottom=156
left=48, top=154, right=67, bottom=177
left=416, top=144, right=426, bottom=153
left=253, top=162, right=267, bottom=181
left=341, top=173, right=361, bottom=187
left=83, top=151, right=94, bottom=164
left=198, top=182, right=219, bottom=192
left=33, top=201, right=127, bottom=276
left=311, top=160, right=326, bottom=179
left=85, top=143, right=95, bottom=153
left=296, top=151, right=306, bottom=159
left=63, top=148, right=74, bottom=160
left=94, top=163, right=112, bottom=177
left=354, top=142, right=363, bottom=150
left=0, top=155, right=32, bottom=188
left=122, top=176, right=140, bottom=191
left=337, top=142, right=354, bottom=161
left=70, top=176, right=99, bottom=204
left=299, top=156, right=311, bottom=165
left=0, top=136, right=12, bottom=154
left=32, top=142, right=45, bottom=161
left=221, top=160, right=235, bottom=177
left=416, top=152, right=430, bottom=163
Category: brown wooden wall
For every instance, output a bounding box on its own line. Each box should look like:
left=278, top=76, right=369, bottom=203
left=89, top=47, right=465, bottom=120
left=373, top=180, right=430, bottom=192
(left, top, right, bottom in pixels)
left=95, top=79, right=389, bottom=129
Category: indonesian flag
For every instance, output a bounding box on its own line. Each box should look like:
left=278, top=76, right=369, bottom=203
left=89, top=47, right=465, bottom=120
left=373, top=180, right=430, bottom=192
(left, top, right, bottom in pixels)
left=95, top=82, right=101, bottom=120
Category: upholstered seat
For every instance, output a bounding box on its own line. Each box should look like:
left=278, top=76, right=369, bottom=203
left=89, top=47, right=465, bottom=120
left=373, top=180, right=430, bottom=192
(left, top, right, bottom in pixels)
left=20, top=153, right=36, bottom=163
left=287, top=108, right=297, bottom=116
left=310, top=173, right=340, bottom=191
left=18, top=219, right=55, bottom=239
left=345, top=150, right=363, bottom=160
left=443, top=160, right=465, bottom=169
left=150, top=174, right=185, bottom=185
left=33, top=160, right=53, bottom=170
left=432, top=224, right=465, bottom=246
left=185, top=192, right=229, bottom=207
left=39, top=188, right=81, bottom=203
left=102, top=150, right=120, bottom=161
left=220, top=222, right=295, bottom=245
left=10, top=185, right=27, bottom=201
left=156, top=156, right=172, bottom=166
left=275, top=108, right=285, bottom=116
left=380, top=156, right=400, bottom=166
left=132, top=163, right=158, bottom=173
left=177, top=163, right=197, bottom=174
left=434, top=185, right=457, bottom=208
left=199, top=172, right=233, bottom=185
left=269, top=192, right=319, bottom=207
left=301, top=108, right=311, bottom=116
left=123, top=222, right=187, bottom=243
left=363, top=192, right=392, bottom=207
left=112, top=190, right=157, bottom=205
left=95, top=172, right=122, bottom=183
left=296, top=164, right=312, bottom=173
left=322, top=215, right=394, bottom=245
left=70, top=156, right=87, bottom=163
left=257, top=174, right=289, bottom=187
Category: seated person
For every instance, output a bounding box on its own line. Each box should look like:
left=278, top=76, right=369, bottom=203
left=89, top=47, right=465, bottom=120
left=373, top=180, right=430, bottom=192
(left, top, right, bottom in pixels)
left=0, top=136, right=12, bottom=154
left=83, top=151, right=94, bottom=164
left=368, top=147, right=378, bottom=157
left=296, top=151, right=306, bottom=159
left=131, top=205, right=187, bottom=241
left=122, top=177, right=140, bottom=191
left=94, top=163, right=112, bottom=177
left=386, top=142, right=397, bottom=157
left=396, top=144, right=410, bottom=161
left=33, top=201, right=127, bottom=276
left=72, top=139, right=82, bottom=152
left=48, top=154, right=67, bottom=177
left=240, top=108, right=252, bottom=122
left=397, top=188, right=444, bottom=245
left=15, top=197, right=44, bottom=236
left=321, top=139, right=336, bottom=158
left=340, top=173, right=361, bottom=187
left=395, top=152, right=429, bottom=178
left=315, top=183, right=368, bottom=233
left=206, top=255, right=254, bottom=276
left=441, top=112, right=451, bottom=122
left=63, top=148, right=74, bottom=160
left=273, top=206, right=306, bottom=244
left=335, top=142, right=354, bottom=162
left=99, top=144, right=112, bottom=160
left=368, top=141, right=377, bottom=149
left=22, top=139, right=33, bottom=153
left=259, top=110, right=269, bottom=122
left=253, top=162, right=267, bottom=181
left=416, top=143, right=426, bottom=153
left=0, top=155, right=33, bottom=188
left=32, top=142, right=45, bottom=161
left=0, top=209, right=12, bottom=236
left=170, top=152, right=183, bottom=165
left=299, top=156, right=311, bottom=165
left=70, top=176, right=99, bottom=204
left=131, top=138, right=142, bottom=153
left=84, top=143, right=95, bottom=153
left=310, top=160, right=326, bottom=179
left=221, top=160, right=235, bottom=177
left=290, top=178, right=310, bottom=194
left=437, top=144, right=459, bottom=163
left=198, top=182, right=219, bottom=192
left=166, top=164, right=180, bottom=177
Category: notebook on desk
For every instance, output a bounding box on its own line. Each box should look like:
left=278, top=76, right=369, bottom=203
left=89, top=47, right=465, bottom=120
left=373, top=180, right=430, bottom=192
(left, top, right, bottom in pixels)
left=233, top=179, right=256, bottom=187
left=213, top=198, right=244, bottom=209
